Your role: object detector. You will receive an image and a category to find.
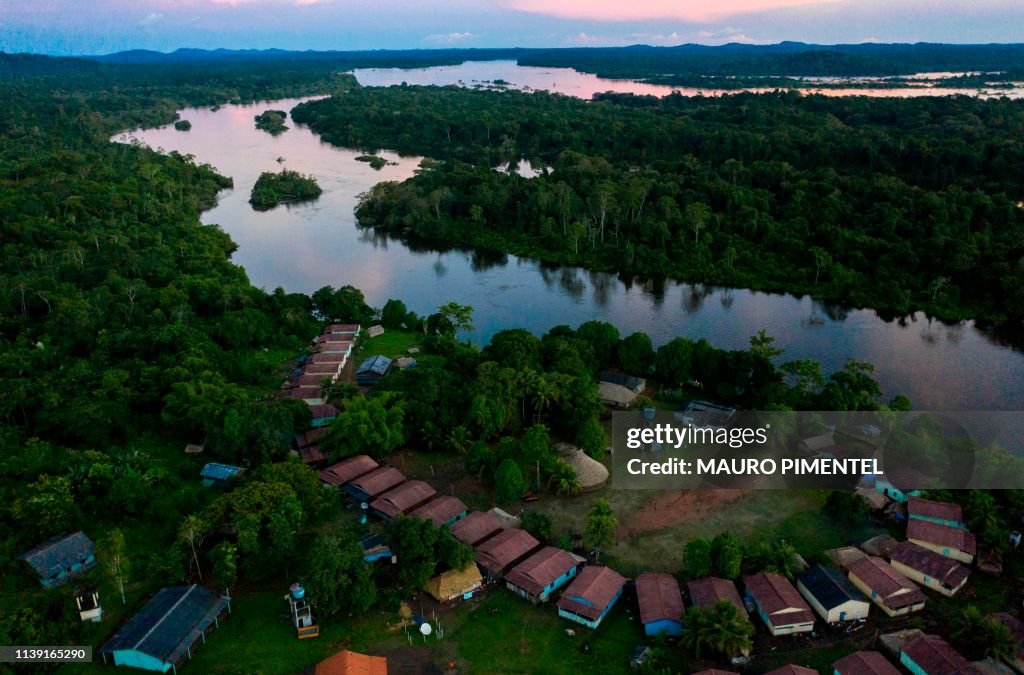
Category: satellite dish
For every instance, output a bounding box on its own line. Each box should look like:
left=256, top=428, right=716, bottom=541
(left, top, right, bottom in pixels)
left=360, top=502, right=369, bottom=510
left=419, top=622, right=433, bottom=636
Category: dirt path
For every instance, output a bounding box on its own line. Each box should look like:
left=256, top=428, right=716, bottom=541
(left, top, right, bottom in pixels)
left=618, top=489, right=749, bottom=537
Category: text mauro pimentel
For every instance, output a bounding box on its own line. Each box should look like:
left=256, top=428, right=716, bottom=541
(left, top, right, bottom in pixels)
left=624, top=423, right=882, bottom=477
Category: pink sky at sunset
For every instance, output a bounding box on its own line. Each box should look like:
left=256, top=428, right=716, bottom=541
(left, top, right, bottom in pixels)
left=501, top=0, right=834, bottom=23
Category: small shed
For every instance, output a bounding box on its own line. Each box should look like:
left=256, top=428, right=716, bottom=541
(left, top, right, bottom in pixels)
left=475, top=528, right=541, bottom=580
left=598, top=371, right=646, bottom=394
left=319, top=455, right=379, bottom=487
left=99, top=585, right=230, bottom=672
left=505, top=546, right=582, bottom=604
left=450, top=511, right=503, bottom=547
left=183, top=444, right=205, bottom=455
left=744, top=572, right=815, bottom=636
left=907, top=519, right=976, bottom=564
left=312, top=649, right=386, bottom=675
left=833, top=651, right=901, bottom=675
left=409, top=495, right=468, bottom=527
left=359, top=535, right=395, bottom=564
left=860, top=534, right=899, bottom=558
left=369, top=480, right=437, bottom=521
left=393, top=356, right=417, bottom=370
left=635, top=572, right=684, bottom=637
left=200, top=463, right=245, bottom=487
left=900, top=634, right=978, bottom=675
left=488, top=507, right=521, bottom=530
left=889, top=541, right=970, bottom=597
left=424, top=565, right=483, bottom=604
left=19, top=532, right=97, bottom=588
left=365, top=325, right=385, bottom=338
left=825, top=546, right=867, bottom=571
left=344, top=467, right=406, bottom=503
left=796, top=564, right=870, bottom=624
left=556, top=565, right=626, bottom=630
left=356, top=355, right=392, bottom=386
left=847, top=556, right=926, bottom=617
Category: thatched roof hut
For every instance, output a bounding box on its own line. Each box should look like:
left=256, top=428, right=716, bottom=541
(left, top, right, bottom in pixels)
left=562, top=447, right=609, bottom=492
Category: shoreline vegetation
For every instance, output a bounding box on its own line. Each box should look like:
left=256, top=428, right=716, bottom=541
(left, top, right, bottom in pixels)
left=290, top=86, right=1024, bottom=328
left=254, top=108, right=289, bottom=135
left=249, top=168, right=323, bottom=210
left=355, top=154, right=396, bottom=170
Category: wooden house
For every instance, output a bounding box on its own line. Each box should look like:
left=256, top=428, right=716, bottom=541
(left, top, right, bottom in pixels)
left=847, top=556, right=926, bottom=617
left=319, top=455, right=379, bottom=487
left=907, top=497, right=966, bottom=529
left=368, top=480, right=436, bottom=520
left=475, top=528, right=540, bottom=580
left=744, top=572, right=815, bottom=636
left=19, top=532, right=97, bottom=588
left=344, top=467, right=405, bottom=503
left=889, top=541, right=969, bottom=597
left=408, top=495, right=468, bottom=527
left=556, top=565, right=626, bottom=630
left=423, top=565, right=483, bottom=604
left=504, top=546, right=581, bottom=604
left=907, top=519, right=976, bottom=564
left=635, top=572, right=684, bottom=637
left=449, top=511, right=503, bottom=547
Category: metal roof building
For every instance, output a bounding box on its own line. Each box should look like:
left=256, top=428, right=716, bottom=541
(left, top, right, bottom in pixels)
left=833, top=651, right=901, bottom=675
left=635, top=572, right=685, bottom=636
left=409, top=495, right=468, bottom=527
left=99, top=585, right=230, bottom=672
left=687, top=577, right=746, bottom=614
left=199, top=463, right=245, bottom=487
left=556, top=565, right=627, bottom=630
left=475, top=528, right=540, bottom=580
left=369, top=480, right=437, bottom=521
left=344, top=467, right=406, bottom=503
left=19, top=531, right=97, bottom=588
left=504, top=546, right=581, bottom=604
left=796, top=564, right=870, bottom=624
left=319, top=455, right=379, bottom=487
left=744, top=572, right=816, bottom=636
left=449, top=511, right=503, bottom=547
left=355, top=355, right=392, bottom=386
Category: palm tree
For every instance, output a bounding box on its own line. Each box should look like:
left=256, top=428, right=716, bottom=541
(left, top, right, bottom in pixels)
left=546, top=459, right=580, bottom=496
left=765, top=540, right=800, bottom=580
left=585, top=499, right=617, bottom=562
left=681, top=601, right=753, bottom=659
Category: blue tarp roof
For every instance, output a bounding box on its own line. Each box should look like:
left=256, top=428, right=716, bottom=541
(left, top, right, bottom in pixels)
left=356, top=354, right=392, bottom=376
left=100, top=585, right=229, bottom=664
left=19, top=531, right=95, bottom=579
left=200, top=463, right=244, bottom=481
left=798, top=564, right=866, bottom=610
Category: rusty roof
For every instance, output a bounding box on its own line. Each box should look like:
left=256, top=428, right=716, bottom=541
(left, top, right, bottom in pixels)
left=765, top=666, right=818, bottom=675
left=449, top=511, right=503, bottom=547
left=348, top=467, right=406, bottom=499
left=833, top=651, right=901, bottom=675
left=311, top=352, right=346, bottom=364
left=635, top=572, right=684, bottom=625
left=907, top=520, right=976, bottom=556
left=907, top=497, right=963, bottom=524
left=743, top=572, right=815, bottom=628
left=295, top=428, right=327, bottom=449
left=901, top=635, right=977, bottom=675
left=556, top=565, right=626, bottom=622
left=369, top=480, right=437, bottom=519
left=505, top=547, right=580, bottom=597
left=299, top=445, right=328, bottom=465
left=890, top=542, right=969, bottom=589
left=476, top=529, right=540, bottom=576
left=409, top=495, right=468, bottom=527
left=303, top=362, right=342, bottom=375
left=847, top=556, right=926, bottom=611
left=314, top=649, right=387, bottom=675
left=687, top=577, right=745, bottom=613
left=325, top=324, right=360, bottom=334
left=319, top=455, right=379, bottom=487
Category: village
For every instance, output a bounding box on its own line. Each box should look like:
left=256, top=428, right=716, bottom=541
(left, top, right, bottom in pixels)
left=14, top=323, right=1024, bottom=675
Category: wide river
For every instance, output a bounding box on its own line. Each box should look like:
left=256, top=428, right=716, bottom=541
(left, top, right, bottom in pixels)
left=114, top=62, right=1024, bottom=410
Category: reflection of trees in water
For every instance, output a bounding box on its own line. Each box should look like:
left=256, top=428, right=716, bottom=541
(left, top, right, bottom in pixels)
left=822, top=303, right=849, bottom=322
left=559, top=267, right=585, bottom=300
left=719, top=288, right=734, bottom=309
left=682, top=283, right=711, bottom=314
left=588, top=271, right=613, bottom=308
left=945, top=324, right=963, bottom=344
left=358, top=228, right=389, bottom=249
left=470, top=249, right=508, bottom=272
left=433, top=256, right=447, bottom=279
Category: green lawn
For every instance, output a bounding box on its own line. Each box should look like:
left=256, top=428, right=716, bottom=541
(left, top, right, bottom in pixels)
left=357, top=329, right=423, bottom=363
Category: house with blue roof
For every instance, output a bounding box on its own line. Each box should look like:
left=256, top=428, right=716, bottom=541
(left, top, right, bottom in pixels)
left=99, top=585, right=230, bottom=672
left=796, top=564, right=870, bottom=624
left=199, top=463, right=245, bottom=488
left=19, top=531, right=97, bottom=588
left=355, top=355, right=392, bottom=386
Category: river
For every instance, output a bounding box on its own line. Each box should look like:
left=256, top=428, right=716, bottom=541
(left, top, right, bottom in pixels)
left=113, top=64, right=1024, bottom=411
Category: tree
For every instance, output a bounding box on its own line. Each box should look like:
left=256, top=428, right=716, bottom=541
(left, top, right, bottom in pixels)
left=494, top=459, right=527, bottom=504
left=953, top=606, right=1016, bottom=660
left=208, top=542, right=237, bottom=595
left=380, top=298, right=408, bottom=328
left=437, top=301, right=474, bottom=334
left=311, top=285, right=369, bottom=322
left=304, top=534, right=376, bottom=617
left=521, top=511, right=553, bottom=542
left=763, top=540, right=800, bottom=580
left=684, top=538, right=713, bottom=578
left=585, top=498, right=617, bottom=561
left=749, top=329, right=783, bottom=361
left=655, top=338, right=693, bottom=388
left=179, top=514, right=209, bottom=582
left=11, top=475, right=80, bottom=537
left=618, top=332, right=654, bottom=376
left=101, top=529, right=129, bottom=604
left=711, top=531, right=743, bottom=579
left=575, top=417, right=606, bottom=460
left=322, top=392, right=405, bottom=460
left=388, top=517, right=440, bottom=588
left=437, top=527, right=475, bottom=570
left=823, top=490, right=870, bottom=525
left=546, top=459, right=580, bottom=496
left=965, top=491, right=1005, bottom=550
left=576, top=320, right=620, bottom=367
left=681, top=601, right=753, bottom=659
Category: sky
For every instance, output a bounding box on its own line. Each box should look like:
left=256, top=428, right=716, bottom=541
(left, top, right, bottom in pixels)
left=1, top=0, right=1022, bottom=55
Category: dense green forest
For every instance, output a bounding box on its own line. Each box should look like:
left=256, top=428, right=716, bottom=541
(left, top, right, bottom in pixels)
left=249, top=169, right=322, bottom=210
left=290, top=86, right=1024, bottom=325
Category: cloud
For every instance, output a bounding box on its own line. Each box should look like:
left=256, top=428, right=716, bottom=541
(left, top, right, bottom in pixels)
left=138, top=12, right=164, bottom=27
left=501, top=0, right=834, bottom=23
left=424, top=31, right=475, bottom=44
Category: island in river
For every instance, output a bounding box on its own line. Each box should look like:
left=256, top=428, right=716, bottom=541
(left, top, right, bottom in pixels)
left=249, top=168, right=322, bottom=210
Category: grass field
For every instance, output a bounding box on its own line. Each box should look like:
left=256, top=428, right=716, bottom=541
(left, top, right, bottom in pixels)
left=357, top=329, right=423, bottom=363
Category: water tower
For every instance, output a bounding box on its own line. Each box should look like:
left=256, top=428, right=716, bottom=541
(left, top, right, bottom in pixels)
left=285, top=583, right=319, bottom=639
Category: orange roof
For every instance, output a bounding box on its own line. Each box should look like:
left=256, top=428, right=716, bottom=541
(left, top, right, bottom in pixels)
left=315, top=650, right=387, bottom=675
